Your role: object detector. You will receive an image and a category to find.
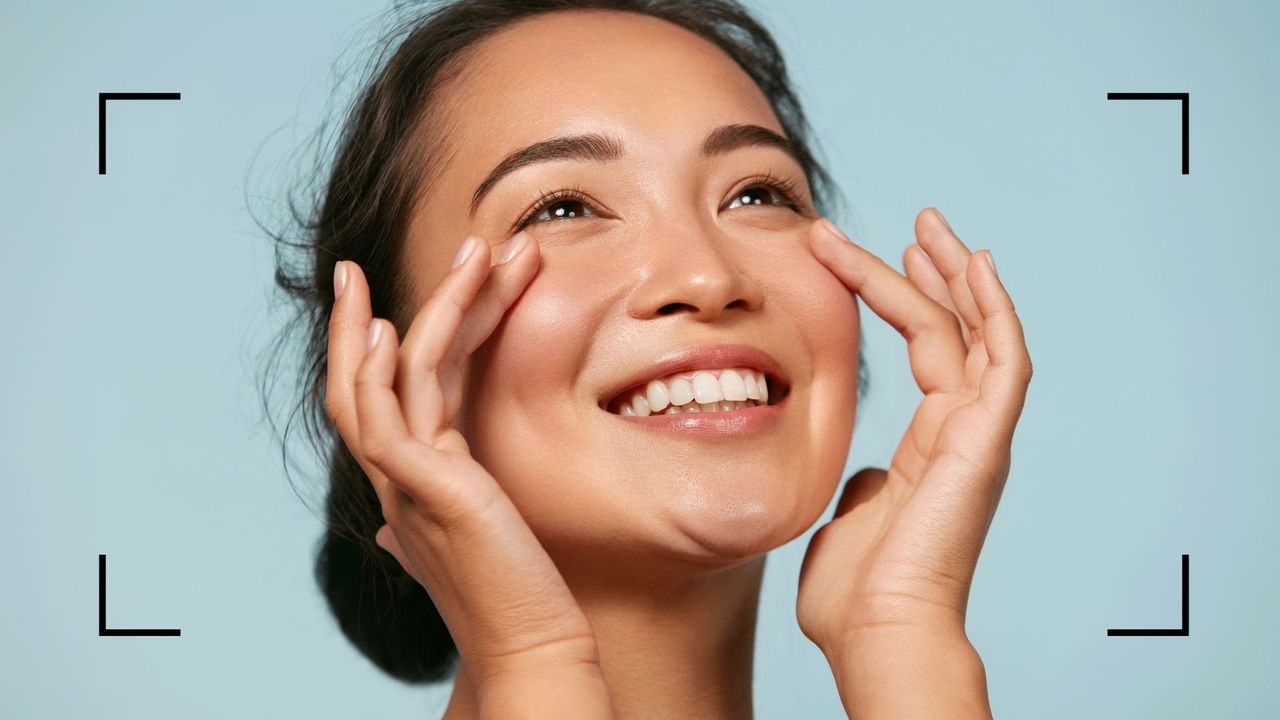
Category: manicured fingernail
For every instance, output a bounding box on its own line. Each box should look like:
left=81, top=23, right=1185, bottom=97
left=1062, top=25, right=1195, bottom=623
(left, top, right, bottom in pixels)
left=452, top=236, right=478, bottom=269
left=982, top=251, right=998, bottom=278
left=497, top=231, right=529, bottom=264
left=933, top=208, right=953, bottom=232
left=819, top=218, right=850, bottom=243
left=366, top=320, right=383, bottom=350
left=333, top=261, right=348, bottom=300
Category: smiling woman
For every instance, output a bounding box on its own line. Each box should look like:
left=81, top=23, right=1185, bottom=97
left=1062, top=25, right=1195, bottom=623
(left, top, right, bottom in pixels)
left=263, top=1, right=1029, bottom=718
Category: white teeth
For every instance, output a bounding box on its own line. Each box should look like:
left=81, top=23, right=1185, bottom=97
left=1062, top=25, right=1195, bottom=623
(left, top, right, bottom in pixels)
left=668, top=377, right=694, bottom=406
left=720, top=369, right=748, bottom=401
left=692, top=372, right=723, bottom=404
left=632, top=394, right=651, bottom=417
left=611, top=367, right=777, bottom=416
left=645, top=380, right=670, bottom=413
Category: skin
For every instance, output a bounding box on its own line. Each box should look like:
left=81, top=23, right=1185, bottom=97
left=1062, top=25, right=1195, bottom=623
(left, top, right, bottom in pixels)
left=324, top=9, right=1030, bottom=720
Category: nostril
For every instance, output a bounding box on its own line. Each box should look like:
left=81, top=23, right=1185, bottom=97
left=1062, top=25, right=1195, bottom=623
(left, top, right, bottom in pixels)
left=656, top=302, right=689, bottom=315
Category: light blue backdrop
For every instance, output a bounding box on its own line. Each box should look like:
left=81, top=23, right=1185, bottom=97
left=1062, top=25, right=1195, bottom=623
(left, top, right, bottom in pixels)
left=3, top=1, right=1277, bottom=717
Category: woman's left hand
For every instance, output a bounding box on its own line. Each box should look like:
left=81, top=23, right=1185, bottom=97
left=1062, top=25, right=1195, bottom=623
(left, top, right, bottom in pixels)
left=796, top=208, right=1033, bottom=656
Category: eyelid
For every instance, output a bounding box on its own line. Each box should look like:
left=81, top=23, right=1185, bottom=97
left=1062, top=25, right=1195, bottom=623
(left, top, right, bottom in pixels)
left=723, top=171, right=806, bottom=212
left=510, top=171, right=811, bottom=233
left=511, top=185, right=597, bottom=233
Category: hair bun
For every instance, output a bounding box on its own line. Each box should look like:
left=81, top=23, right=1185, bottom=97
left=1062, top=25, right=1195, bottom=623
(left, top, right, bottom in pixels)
left=316, top=519, right=458, bottom=683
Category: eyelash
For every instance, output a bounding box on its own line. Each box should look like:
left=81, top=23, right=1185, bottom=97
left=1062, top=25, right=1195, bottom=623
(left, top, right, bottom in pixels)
left=511, top=172, right=806, bottom=232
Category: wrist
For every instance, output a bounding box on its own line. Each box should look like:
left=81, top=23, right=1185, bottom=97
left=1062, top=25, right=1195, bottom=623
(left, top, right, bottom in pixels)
left=826, top=624, right=991, bottom=719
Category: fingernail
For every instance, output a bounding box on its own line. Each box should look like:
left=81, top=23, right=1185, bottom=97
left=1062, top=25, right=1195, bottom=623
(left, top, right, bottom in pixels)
left=333, top=261, right=348, bottom=300
left=982, top=251, right=998, bottom=278
left=366, top=320, right=383, bottom=350
left=497, top=231, right=529, bottom=264
left=452, top=236, right=478, bottom=269
left=933, top=208, right=953, bottom=232
left=819, top=218, right=850, bottom=243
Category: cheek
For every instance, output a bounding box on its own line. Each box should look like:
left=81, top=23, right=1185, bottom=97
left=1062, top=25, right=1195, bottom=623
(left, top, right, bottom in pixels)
left=772, top=250, right=863, bottom=501
left=768, top=244, right=862, bottom=387
left=459, top=269, right=603, bottom=526
left=464, top=273, right=592, bottom=446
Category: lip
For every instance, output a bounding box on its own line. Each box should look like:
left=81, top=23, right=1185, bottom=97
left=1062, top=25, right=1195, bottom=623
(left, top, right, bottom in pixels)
left=597, top=342, right=792, bottom=415
left=613, top=390, right=789, bottom=436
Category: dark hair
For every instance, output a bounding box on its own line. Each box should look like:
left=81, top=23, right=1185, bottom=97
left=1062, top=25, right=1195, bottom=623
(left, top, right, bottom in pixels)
left=260, top=0, right=867, bottom=684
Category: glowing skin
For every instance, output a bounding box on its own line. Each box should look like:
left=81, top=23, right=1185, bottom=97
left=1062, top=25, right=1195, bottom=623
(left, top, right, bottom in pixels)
left=398, top=10, right=858, bottom=719
left=332, top=7, right=1029, bottom=720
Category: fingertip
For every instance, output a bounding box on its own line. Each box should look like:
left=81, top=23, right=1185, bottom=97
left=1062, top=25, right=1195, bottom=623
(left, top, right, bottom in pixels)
left=809, top=217, right=845, bottom=260
left=451, top=235, right=482, bottom=269
left=969, top=250, right=1013, bottom=314
left=333, top=261, right=348, bottom=300
left=932, top=207, right=953, bottom=233
left=495, top=230, right=532, bottom=265
left=903, top=242, right=927, bottom=267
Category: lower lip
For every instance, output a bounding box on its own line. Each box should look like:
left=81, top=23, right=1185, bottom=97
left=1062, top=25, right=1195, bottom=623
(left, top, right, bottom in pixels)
left=609, top=393, right=788, bottom=436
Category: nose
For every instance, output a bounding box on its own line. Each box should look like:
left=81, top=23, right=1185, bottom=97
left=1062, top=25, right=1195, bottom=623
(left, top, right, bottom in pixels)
left=626, top=220, right=764, bottom=323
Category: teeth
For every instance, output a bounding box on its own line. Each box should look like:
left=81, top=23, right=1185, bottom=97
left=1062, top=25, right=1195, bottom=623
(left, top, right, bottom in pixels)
left=645, top=380, right=670, bottom=413
left=720, top=369, right=748, bottom=401
left=692, top=372, right=723, bottom=404
left=631, top=394, right=650, bottom=417
left=668, top=377, right=694, bottom=406
left=611, top=367, right=774, bottom=416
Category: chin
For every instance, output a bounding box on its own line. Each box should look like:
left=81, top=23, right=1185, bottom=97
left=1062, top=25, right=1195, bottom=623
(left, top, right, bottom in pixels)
left=659, top=479, right=829, bottom=565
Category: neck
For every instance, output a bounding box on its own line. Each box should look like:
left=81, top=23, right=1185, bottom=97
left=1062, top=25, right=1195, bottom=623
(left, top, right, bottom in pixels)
left=443, top=554, right=765, bottom=720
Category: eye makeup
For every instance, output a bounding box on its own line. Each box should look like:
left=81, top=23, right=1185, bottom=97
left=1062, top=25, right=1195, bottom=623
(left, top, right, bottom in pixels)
left=509, top=169, right=812, bottom=234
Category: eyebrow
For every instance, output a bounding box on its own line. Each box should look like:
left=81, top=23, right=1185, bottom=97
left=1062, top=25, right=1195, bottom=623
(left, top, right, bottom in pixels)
left=468, top=123, right=800, bottom=217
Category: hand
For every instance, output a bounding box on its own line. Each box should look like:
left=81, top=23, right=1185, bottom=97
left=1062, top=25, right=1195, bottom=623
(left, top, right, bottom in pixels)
left=325, top=233, right=607, bottom=703
left=796, top=209, right=1033, bottom=655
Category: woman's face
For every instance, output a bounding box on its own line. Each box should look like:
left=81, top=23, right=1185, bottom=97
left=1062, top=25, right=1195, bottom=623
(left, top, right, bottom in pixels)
left=403, top=10, right=860, bottom=572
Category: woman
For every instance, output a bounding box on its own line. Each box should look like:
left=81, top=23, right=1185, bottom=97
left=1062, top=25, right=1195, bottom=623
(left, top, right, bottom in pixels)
left=268, top=0, right=1032, bottom=717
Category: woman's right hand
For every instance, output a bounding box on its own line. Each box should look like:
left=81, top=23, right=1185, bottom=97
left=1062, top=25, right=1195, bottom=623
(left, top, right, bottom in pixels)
left=325, top=233, right=613, bottom=717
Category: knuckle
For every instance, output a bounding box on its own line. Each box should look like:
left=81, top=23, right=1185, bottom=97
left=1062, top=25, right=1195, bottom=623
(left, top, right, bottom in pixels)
left=360, top=438, right=399, bottom=468
left=353, top=368, right=382, bottom=392
left=1013, top=357, right=1034, bottom=384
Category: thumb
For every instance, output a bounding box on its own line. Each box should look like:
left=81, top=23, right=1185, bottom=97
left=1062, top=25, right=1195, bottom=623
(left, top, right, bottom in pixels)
left=374, top=524, right=421, bottom=584
left=833, top=467, right=888, bottom=519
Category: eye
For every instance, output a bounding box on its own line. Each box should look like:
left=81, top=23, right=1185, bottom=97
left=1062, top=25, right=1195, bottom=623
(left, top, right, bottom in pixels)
left=725, top=173, right=804, bottom=212
left=513, top=187, right=598, bottom=231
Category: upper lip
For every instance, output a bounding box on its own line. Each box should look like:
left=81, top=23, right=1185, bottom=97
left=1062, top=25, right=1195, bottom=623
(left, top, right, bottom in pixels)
left=597, top=343, right=791, bottom=411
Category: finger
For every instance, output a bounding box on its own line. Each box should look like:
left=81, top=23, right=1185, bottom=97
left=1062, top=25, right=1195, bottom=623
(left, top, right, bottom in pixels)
left=326, top=260, right=374, bottom=446
left=967, top=251, right=1033, bottom=432
left=903, top=243, right=971, bottom=348
left=833, top=467, right=888, bottom=519
left=355, top=318, right=447, bottom=498
left=375, top=524, right=421, bottom=584
left=399, top=232, right=540, bottom=441
left=810, top=218, right=967, bottom=395
left=914, top=208, right=985, bottom=344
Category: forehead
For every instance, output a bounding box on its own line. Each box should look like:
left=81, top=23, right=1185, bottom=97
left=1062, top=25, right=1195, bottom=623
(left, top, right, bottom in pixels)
left=432, top=9, right=783, bottom=171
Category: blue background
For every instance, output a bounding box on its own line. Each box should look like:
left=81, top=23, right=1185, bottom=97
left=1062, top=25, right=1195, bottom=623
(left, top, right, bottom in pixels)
left=3, top=0, right=1277, bottom=717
